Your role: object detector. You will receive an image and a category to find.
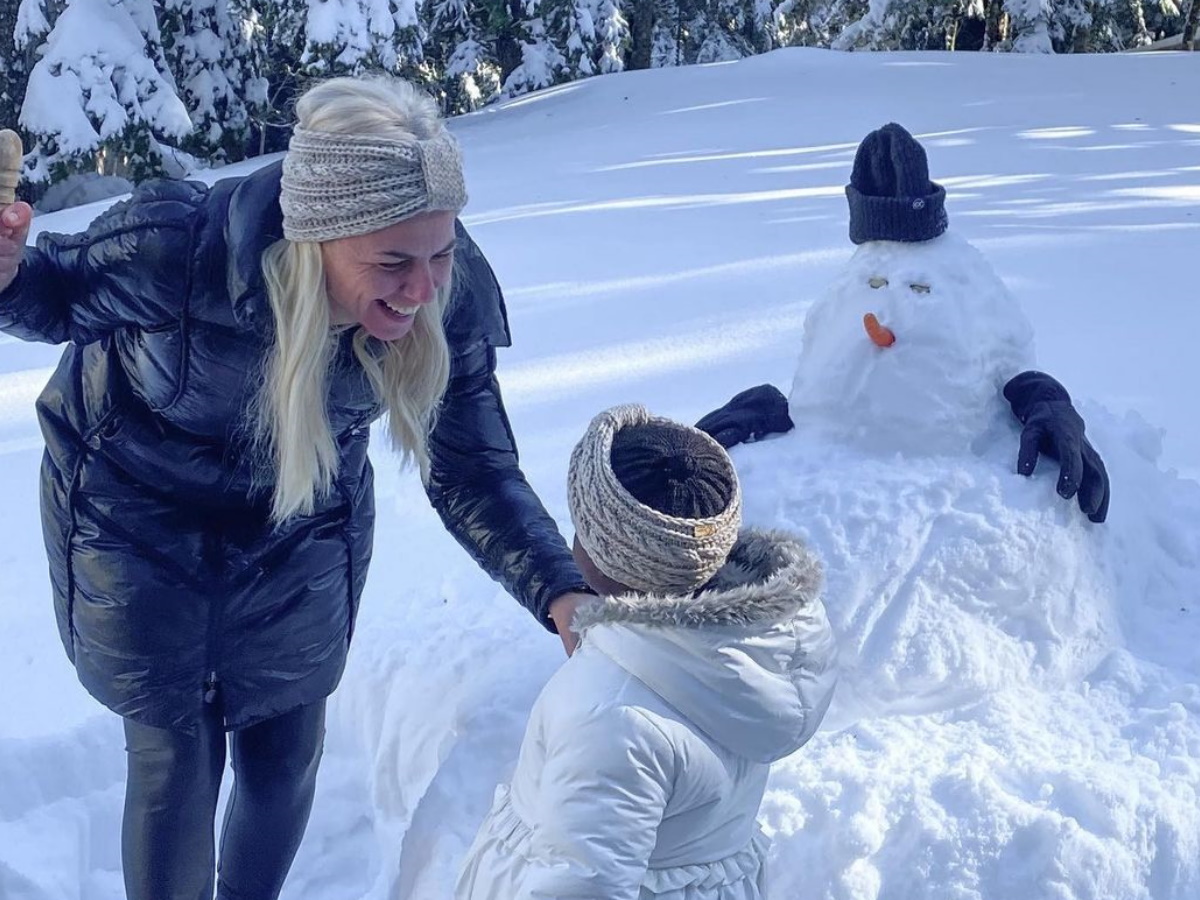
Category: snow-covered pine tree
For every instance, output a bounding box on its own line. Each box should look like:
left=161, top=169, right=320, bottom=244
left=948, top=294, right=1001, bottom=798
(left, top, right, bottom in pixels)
left=301, top=0, right=389, bottom=75
left=644, top=0, right=687, bottom=64
left=233, top=0, right=307, bottom=154
left=539, top=0, right=627, bottom=80
left=593, top=0, right=627, bottom=70
left=1139, top=0, right=1183, bottom=42
left=159, top=0, right=267, bottom=165
left=299, top=0, right=430, bottom=89
left=20, top=0, right=192, bottom=189
left=1048, top=0, right=1091, bottom=48
left=1002, top=0, right=1055, bottom=49
left=5, top=0, right=56, bottom=137
left=645, top=0, right=785, bottom=64
left=502, top=0, right=569, bottom=94
left=429, top=0, right=503, bottom=113
left=832, top=0, right=963, bottom=48
left=780, top=0, right=860, bottom=49
left=389, top=0, right=425, bottom=76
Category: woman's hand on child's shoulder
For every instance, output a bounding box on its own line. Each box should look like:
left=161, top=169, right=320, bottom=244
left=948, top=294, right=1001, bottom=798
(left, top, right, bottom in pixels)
left=549, top=592, right=592, bottom=656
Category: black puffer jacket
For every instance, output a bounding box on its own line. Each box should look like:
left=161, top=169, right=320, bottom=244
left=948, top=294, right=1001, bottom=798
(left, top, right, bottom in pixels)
left=0, top=162, right=589, bottom=732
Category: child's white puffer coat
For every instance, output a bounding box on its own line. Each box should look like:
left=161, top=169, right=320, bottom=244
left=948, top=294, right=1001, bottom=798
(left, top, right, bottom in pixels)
left=457, top=529, right=838, bottom=900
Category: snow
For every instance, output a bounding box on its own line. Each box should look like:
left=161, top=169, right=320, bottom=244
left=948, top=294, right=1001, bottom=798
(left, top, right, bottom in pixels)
left=2, top=47, right=1198, bottom=900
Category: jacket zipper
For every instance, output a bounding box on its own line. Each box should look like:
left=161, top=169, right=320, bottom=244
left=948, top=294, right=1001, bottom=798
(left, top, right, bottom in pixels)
left=204, top=671, right=220, bottom=705
left=203, top=528, right=226, bottom=711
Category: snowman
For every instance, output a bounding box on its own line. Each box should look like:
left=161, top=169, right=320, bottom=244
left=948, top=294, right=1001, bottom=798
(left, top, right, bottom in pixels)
left=699, top=122, right=1109, bottom=525
left=694, top=123, right=1118, bottom=716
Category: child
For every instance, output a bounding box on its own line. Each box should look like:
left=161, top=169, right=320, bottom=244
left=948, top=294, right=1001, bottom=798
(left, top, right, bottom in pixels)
left=456, top=404, right=838, bottom=900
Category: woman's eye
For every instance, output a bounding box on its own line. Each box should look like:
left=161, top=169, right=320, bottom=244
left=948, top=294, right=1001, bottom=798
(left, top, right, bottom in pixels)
left=381, top=260, right=412, bottom=272
left=909, top=283, right=931, bottom=294
left=869, top=277, right=888, bottom=289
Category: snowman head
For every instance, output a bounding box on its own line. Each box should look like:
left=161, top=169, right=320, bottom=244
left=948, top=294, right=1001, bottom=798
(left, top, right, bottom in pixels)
left=789, top=125, right=1035, bottom=457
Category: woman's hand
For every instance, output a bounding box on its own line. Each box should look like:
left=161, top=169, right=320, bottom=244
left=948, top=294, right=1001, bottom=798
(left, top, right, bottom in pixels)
left=548, top=592, right=591, bottom=656
left=0, top=202, right=33, bottom=294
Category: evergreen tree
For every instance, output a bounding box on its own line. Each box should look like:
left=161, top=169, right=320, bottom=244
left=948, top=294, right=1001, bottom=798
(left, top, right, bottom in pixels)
left=159, top=0, right=267, bottom=164
left=429, top=0, right=503, bottom=113
left=300, top=0, right=390, bottom=75
left=235, top=0, right=306, bottom=154
left=536, top=0, right=627, bottom=80
left=502, top=0, right=569, bottom=94
left=20, top=0, right=192, bottom=188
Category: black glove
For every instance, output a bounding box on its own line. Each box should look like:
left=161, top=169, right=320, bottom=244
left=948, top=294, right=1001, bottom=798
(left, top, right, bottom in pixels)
left=695, top=384, right=794, bottom=450
left=1003, top=371, right=1109, bottom=523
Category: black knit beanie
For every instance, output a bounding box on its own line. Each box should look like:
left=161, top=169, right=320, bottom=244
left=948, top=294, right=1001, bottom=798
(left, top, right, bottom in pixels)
left=846, top=123, right=948, bottom=245
left=610, top=422, right=737, bottom=520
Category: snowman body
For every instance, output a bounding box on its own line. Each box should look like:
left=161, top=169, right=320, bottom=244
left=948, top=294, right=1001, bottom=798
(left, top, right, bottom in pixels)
left=730, top=227, right=1200, bottom=897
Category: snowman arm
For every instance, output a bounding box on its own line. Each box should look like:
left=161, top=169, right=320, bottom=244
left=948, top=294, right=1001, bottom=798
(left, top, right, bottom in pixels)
left=1003, top=371, right=1110, bottom=523
left=695, top=383, right=794, bottom=449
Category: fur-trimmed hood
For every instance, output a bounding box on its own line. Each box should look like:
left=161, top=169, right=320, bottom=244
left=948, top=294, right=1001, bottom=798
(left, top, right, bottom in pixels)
left=577, top=529, right=838, bottom=763
left=574, top=529, right=824, bottom=632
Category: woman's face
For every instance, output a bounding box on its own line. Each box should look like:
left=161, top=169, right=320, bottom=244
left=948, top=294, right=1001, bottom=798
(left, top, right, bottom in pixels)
left=320, top=210, right=457, bottom=342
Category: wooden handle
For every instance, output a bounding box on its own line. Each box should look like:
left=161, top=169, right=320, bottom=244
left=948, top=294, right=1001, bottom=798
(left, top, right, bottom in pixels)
left=0, top=130, right=23, bottom=206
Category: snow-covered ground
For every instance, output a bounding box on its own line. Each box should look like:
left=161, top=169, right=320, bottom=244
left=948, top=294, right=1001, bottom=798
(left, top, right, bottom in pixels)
left=1, top=48, right=1198, bottom=899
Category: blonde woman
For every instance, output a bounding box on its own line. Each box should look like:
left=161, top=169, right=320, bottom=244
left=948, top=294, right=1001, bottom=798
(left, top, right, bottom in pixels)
left=0, top=76, right=593, bottom=900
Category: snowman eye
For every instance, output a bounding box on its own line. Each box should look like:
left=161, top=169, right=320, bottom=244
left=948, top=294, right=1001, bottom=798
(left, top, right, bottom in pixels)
left=868, top=277, right=888, bottom=289
left=909, top=283, right=931, bottom=294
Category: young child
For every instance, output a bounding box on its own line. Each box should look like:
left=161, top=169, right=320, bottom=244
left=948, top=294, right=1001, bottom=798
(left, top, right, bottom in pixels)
left=456, top=404, right=838, bottom=900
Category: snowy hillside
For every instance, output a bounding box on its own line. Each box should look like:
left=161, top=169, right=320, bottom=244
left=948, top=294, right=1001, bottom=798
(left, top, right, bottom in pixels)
left=1, top=48, right=1198, bottom=900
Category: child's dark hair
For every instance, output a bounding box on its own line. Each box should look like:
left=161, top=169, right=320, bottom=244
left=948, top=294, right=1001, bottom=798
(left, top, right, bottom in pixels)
left=610, top=422, right=737, bottom=520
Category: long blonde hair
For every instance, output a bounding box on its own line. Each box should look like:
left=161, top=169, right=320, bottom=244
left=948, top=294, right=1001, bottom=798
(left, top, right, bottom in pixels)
left=258, top=76, right=454, bottom=522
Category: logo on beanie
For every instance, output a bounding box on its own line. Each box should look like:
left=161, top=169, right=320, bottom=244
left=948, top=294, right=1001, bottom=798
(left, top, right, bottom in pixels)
left=694, top=522, right=717, bottom=538
left=912, top=198, right=926, bottom=210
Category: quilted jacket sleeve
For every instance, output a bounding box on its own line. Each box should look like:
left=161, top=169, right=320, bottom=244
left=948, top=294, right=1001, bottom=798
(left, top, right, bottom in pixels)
left=425, top=222, right=593, bottom=630
left=0, top=181, right=204, bottom=345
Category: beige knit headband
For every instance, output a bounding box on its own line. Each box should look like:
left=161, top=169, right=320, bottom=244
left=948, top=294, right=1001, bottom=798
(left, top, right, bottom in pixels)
left=280, top=127, right=468, bottom=243
left=568, top=404, right=742, bottom=596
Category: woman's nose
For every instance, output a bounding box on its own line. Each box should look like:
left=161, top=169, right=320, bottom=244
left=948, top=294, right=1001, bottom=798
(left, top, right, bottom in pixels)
left=404, top=261, right=438, bottom=305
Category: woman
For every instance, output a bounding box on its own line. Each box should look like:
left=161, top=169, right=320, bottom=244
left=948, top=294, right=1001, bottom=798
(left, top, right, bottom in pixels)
left=0, top=75, right=593, bottom=900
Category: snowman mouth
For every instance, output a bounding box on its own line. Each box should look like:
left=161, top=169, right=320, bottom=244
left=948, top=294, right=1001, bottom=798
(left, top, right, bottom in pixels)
left=864, top=313, right=895, bottom=348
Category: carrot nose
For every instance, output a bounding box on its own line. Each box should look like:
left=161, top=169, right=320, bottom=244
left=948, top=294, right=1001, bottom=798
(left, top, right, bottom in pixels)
left=864, top=313, right=895, bottom=348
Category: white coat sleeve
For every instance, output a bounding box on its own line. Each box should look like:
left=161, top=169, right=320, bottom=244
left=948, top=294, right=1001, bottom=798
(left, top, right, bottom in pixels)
left=791, top=595, right=839, bottom=746
left=518, top=704, right=676, bottom=900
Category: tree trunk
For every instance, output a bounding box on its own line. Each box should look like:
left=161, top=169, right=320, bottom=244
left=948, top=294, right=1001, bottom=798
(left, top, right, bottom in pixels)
left=943, top=1, right=963, bottom=49
left=984, top=0, right=1006, bottom=48
left=1184, top=0, right=1199, bottom=50
left=495, top=0, right=526, bottom=81
left=0, top=0, right=24, bottom=131
left=627, top=0, right=657, bottom=68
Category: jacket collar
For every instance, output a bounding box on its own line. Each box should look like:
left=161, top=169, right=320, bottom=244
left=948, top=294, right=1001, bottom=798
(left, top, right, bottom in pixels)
left=222, top=160, right=286, bottom=332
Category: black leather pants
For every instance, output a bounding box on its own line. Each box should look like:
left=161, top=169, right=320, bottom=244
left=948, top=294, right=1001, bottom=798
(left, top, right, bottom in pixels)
left=121, top=700, right=326, bottom=900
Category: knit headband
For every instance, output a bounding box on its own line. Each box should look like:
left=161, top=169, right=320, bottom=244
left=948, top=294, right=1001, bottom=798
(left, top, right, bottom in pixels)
left=280, top=127, right=468, bottom=243
left=568, top=404, right=743, bottom=595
